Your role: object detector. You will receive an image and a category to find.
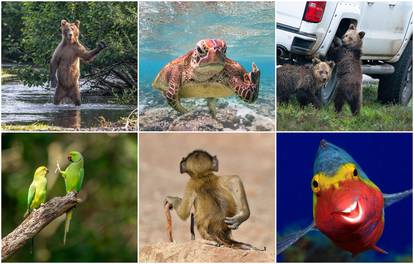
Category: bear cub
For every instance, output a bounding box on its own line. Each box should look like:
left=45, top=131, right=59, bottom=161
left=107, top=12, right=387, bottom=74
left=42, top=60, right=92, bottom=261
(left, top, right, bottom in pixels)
left=277, top=58, right=334, bottom=108
left=329, top=24, right=365, bottom=115
left=50, top=19, right=107, bottom=105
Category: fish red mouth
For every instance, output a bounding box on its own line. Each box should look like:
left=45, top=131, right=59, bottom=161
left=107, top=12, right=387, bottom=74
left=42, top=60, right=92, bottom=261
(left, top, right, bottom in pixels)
left=335, top=200, right=363, bottom=223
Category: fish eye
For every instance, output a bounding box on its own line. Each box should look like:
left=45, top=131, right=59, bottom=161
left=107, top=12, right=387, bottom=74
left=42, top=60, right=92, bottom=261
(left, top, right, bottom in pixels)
left=353, top=168, right=358, bottom=177
left=311, top=176, right=321, bottom=193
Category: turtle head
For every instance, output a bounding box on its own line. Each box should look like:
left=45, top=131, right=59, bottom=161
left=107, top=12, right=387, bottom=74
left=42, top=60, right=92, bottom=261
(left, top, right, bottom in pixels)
left=191, top=39, right=226, bottom=79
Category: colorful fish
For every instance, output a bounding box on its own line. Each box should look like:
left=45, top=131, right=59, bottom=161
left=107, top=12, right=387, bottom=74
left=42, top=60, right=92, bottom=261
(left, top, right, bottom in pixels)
left=277, top=139, right=412, bottom=256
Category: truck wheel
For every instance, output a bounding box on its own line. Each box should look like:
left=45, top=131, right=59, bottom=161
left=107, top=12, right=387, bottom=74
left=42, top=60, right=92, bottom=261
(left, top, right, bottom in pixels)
left=320, top=67, right=338, bottom=105
left=378, top=39, right=412, bottom=105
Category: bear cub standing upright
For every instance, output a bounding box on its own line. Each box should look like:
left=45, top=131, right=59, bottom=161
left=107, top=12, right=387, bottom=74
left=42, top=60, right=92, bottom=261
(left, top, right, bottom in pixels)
left=329, top=24, right=365, bottom=115
left=277, top=58, right=334, bottom=108
left=50, top=19, right=107, bottom=105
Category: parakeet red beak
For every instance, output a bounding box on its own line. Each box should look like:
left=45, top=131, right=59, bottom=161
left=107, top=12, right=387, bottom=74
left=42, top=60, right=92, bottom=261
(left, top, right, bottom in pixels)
left=68, top=155, right=72, bottom=162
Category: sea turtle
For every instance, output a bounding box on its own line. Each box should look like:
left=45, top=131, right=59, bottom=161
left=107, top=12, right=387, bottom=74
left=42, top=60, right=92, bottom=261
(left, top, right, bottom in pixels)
left=152, top=39, right=260, bottom=117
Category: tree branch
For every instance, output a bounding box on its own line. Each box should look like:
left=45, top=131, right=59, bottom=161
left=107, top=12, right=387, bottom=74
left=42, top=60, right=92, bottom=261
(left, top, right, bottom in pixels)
left=1, top=192, right=81, bottom=261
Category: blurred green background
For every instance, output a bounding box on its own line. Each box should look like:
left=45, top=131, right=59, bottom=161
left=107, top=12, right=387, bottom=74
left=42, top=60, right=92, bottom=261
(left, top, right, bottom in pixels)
left=2, top=133, right=137, bottom=262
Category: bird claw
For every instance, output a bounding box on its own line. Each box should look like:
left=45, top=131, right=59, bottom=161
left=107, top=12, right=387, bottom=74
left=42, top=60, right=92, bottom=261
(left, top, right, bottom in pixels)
left=55, top=162, right=62, bottom=174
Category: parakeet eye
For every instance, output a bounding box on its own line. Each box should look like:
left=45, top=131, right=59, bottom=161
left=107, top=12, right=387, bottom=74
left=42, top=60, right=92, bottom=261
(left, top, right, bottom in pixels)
left=313, top=180, right=318, bottom=188
left=353, top=168, right=358, bottom=177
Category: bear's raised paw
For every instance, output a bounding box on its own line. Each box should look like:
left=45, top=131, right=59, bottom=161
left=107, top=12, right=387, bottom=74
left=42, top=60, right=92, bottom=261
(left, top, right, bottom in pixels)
left=97, top=41, right=108, bottom=50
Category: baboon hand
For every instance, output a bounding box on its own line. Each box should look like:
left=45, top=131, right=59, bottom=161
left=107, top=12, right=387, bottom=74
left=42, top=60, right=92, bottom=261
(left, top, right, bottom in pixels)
left=163, top=196, right=179, bottom=209
left=224, top=213, right=246, bottom=230
left=97, top=41, right=107, bottom=50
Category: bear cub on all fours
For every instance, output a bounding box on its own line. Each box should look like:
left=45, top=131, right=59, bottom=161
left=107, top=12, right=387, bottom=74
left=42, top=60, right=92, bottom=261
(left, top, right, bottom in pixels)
left=277, top=58, right=334, bottom=108
left=328, top=24, right=365, bottom=115
left=50, top=19, right=107, bottom=106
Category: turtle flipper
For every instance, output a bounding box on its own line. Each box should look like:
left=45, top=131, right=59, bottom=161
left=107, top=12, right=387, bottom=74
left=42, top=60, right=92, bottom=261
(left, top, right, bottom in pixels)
left=165, top=67, right=188, bottom=114
left=207, top=98, right=217, bottom=118
left=229, top=63, right=260, bottom=103
left=277, top=222, right=316, bottom=255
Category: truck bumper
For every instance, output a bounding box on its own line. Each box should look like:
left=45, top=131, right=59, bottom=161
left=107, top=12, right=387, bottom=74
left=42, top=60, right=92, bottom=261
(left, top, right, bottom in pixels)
left=277, top=23, right=317, bottom=56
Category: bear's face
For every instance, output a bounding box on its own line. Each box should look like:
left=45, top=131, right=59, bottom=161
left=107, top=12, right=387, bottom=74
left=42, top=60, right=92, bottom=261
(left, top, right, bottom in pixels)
left=312, top=58, right=335, bottom=85
left=61, top=20, right=80, bottom=44
left=342, top=24, right=365, bottom=48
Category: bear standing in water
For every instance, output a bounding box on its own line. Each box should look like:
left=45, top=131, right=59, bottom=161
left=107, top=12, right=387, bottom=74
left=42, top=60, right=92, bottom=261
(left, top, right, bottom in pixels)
left=50, top=19, right=107, bottom=105
left=329, top=24, right=365, bottom=115
left=277, top=58, right=334, bottom=109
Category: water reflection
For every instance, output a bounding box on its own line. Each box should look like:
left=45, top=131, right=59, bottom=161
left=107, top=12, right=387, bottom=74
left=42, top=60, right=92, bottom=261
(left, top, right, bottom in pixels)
left=1, top=81, right=134, bottom=129
left=52, top=109, right=81, bottom=129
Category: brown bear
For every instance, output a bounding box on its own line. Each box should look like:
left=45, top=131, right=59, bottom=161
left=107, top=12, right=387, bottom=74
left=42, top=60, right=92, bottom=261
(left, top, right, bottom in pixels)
left=50, top=19, right=107, bottom=105
left=329, top=24, right=365, bottom=115
left=277, top=58, right=334, bottom=108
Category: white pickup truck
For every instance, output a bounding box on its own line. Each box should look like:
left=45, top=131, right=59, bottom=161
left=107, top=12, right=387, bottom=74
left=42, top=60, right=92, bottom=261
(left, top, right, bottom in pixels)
left=277, top=1, right=413, bottom=105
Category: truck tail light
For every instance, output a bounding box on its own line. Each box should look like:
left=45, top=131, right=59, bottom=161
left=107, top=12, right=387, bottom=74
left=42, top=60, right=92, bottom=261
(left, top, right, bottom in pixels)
left=303, top=1, right=326, bottom=23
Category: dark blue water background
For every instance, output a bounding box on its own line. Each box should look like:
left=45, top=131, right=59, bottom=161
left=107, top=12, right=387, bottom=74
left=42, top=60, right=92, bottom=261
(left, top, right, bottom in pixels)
left=277, top=133, right=413, bottom=262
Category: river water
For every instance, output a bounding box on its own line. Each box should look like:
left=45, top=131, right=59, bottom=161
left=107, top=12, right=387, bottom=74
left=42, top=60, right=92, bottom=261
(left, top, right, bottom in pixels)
left=1, top=80, right=134, bottom=129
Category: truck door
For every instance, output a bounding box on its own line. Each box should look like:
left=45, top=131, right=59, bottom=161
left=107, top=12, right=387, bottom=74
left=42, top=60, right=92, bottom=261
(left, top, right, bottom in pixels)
left=358, top=1, right=412, bottom=58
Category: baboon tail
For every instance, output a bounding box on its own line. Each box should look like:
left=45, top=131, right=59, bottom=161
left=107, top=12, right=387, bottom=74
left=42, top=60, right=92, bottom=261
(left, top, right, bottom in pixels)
left=217, top=232, right=266, bottom=251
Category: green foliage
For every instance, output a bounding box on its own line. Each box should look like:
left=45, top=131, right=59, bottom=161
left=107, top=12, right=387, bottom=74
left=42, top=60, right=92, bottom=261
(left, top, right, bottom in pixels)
left=2, top=2, right=137, bottom=103
left=2, top=134, right=137, bottom=262
left=277, top=84, right=412, bottom=131
left=1, top=2, right=24, bottom=62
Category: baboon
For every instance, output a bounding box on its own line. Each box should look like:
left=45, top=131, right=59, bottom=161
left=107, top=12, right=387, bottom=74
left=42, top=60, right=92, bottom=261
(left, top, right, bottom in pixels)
left=164, top=150, right=264, bottom=250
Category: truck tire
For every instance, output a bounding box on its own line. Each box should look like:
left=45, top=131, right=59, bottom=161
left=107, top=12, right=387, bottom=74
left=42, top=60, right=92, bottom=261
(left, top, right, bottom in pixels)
left=378, top=39, right=412, bottom=105
left=320, top=67, right=338, bottom=105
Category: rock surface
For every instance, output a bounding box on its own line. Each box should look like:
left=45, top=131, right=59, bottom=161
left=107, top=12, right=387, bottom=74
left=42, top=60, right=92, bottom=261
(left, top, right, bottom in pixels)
left=139, top=106, right=275, bottom=131
left=139, top=241, right=274, bottom=263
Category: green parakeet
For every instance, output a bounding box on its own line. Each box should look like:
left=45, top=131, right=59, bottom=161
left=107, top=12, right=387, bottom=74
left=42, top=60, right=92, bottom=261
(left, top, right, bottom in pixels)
left=26, top=166, right=48, bottom=216
left=57, top=151, right=84, bottom=245
left=26, top=165, right=48, bottom=253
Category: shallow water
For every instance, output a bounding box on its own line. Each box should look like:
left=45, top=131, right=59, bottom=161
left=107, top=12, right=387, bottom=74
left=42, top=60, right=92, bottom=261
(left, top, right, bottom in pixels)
left=1, top=81, right=134, bottom=129
left=139, top=2, right=275, bottom=131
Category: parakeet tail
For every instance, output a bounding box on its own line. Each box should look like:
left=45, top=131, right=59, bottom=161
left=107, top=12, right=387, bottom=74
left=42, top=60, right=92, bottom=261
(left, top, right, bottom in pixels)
left=24, top=208, right=31, bottom=219
left=63, top=210, right=73, bottom=245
